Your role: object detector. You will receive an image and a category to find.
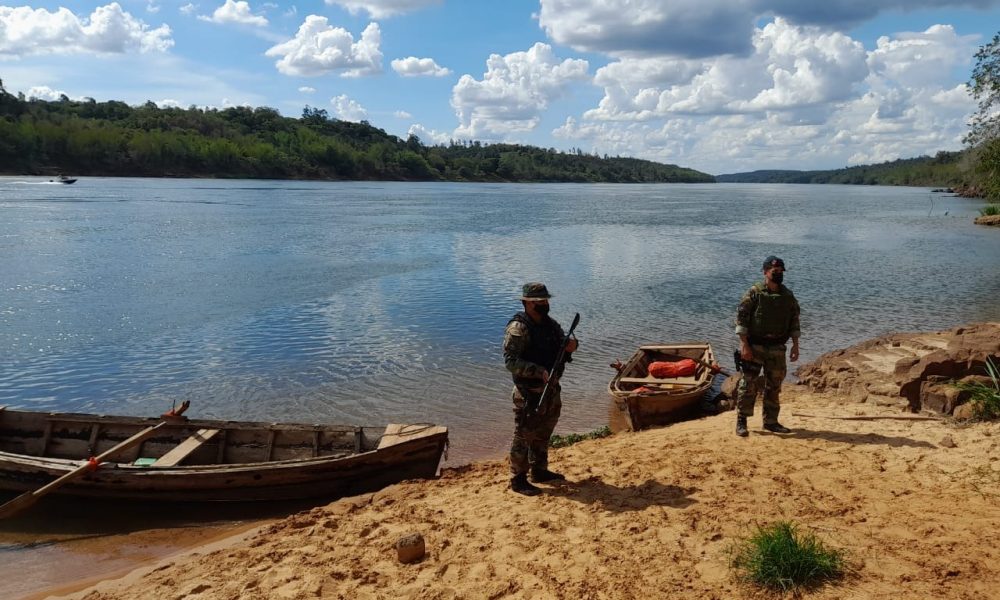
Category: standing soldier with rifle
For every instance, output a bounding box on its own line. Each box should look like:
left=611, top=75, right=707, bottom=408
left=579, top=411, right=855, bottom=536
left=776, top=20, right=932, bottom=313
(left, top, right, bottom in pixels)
left=734, top=256, right=801, bottom=437
left=503, top=282, right=579, bottom=496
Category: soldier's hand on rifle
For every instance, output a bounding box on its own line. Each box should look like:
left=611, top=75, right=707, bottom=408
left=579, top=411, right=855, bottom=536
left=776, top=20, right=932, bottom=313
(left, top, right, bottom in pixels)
left=740, top=341, right=754, bottom=362
left=540, top=369, right=550, bottom=384
left=565, top=337, right=578, bottom=352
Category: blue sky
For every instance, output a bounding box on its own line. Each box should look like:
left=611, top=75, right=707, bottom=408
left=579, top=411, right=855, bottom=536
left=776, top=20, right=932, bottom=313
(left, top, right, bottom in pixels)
left=1, top=1, right=999, bottom=174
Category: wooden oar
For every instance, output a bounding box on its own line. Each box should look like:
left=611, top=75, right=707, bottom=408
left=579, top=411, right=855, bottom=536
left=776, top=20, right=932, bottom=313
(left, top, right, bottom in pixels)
left=0, top=421, right=169, bottom=519
left=688, top=356, right=732, bottom=377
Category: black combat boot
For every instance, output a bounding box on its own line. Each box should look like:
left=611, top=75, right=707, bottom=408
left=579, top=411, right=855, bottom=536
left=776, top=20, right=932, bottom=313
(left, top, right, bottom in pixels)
left=735, top=415, right=749, bottom=437
left=510, top=473, right=541, bottom=496
left=763, top=422, right=791, bottom=434
left=530, top=468, right=566, bottom=483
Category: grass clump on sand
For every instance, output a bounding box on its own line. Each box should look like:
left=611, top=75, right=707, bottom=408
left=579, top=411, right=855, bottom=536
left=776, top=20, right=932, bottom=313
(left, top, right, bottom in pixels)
left=729, top=521, right=847, bottom=592
left=980, top=204, right=1000, bottom=216
left=956, top=357, right=1000, bottom=420
left=549, top=426, right=612, bottom=448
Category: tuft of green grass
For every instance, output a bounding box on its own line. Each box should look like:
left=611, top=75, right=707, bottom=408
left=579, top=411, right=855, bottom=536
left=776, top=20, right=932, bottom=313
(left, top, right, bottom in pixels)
left=979, top=204, right=1000, bottom=216
left=956, top=356, right=1000, bottom=420
left=549, top=426, right=612, bottom=448
left=729, top=521, right=848, bottom=592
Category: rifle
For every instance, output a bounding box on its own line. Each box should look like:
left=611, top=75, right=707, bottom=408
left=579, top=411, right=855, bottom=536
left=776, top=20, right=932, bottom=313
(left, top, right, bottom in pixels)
left=733, top=349, right=762, bottom=377
left=527, top=312, right=581, bottom=417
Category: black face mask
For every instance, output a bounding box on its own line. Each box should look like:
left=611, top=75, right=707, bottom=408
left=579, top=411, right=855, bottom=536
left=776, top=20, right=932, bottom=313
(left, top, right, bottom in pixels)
left=534, top=304, right=550, bottom=316
left=771, top=271, right=784, bottom=284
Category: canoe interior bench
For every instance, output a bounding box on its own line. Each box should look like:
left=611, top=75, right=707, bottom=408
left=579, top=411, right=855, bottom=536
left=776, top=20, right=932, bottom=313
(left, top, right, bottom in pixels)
left=617, top=376, right=699, bottom=385
left=149, top=428, right=221, bottom=467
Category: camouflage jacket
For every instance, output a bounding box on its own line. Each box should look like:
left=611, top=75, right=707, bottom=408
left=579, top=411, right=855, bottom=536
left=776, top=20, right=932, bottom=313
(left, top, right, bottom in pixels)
left=735, top=282, right=801, bottom=342
left=503, top=314, right=565, bottom=382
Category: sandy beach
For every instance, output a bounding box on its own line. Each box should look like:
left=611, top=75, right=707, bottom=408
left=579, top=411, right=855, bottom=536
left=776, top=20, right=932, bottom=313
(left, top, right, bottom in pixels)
left=40, top=382, right=999, bottom=600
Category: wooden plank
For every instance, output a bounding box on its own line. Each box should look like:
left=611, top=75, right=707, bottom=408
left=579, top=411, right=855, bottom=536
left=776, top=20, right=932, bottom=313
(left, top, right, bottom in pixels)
left=152, top=429, right=220, bottom=467
left=87, top=424, right=101, bottom=455
left=378, top=424, right=449, bottom=450
left=354, top=427, right=363, bottom=453
left=618, top=376, right=700, bottom=385
left=264, top=430, right=276, bottom=461
left=215, top=429, right=228, bottom=464
left=639, top=344, right=709, bottom=351
left=40, top=421, right=53, bottom=456
left=312, top=431, right=321, bottom=457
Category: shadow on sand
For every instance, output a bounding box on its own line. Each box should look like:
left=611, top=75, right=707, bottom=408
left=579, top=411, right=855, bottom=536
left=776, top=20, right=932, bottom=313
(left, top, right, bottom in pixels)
left=776, top=428, right=936, bottom=449
left=543, top=476, right=698, bottom=512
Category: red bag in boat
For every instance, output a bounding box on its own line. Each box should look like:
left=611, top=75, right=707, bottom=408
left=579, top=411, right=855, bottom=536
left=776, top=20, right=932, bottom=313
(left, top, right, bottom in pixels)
left=647, top=359, right=697, bottom=378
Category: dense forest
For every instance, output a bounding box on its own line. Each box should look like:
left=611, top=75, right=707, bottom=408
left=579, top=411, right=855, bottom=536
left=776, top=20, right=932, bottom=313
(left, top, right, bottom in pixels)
left=715, top=152, right=972, bottom=186
left=0, top=83, right=713, bottom=184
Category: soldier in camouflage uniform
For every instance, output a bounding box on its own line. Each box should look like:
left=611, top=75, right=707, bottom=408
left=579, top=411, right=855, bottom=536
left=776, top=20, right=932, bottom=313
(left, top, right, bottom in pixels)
left=734, top=256, right=801, bottom=437
left=503, top=282, right=578, bottom=496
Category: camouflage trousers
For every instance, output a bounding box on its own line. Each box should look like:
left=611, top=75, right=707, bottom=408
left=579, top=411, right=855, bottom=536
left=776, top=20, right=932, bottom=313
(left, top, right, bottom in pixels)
left=509, top=384, right=562, bottom=476
left=736, top=343, right=787, bottom=424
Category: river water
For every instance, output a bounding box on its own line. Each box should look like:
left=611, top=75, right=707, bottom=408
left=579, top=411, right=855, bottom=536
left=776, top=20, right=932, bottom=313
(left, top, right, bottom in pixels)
left=1, top=177, right=999, bottom=598
left=1, top=177, right=999, bottom=462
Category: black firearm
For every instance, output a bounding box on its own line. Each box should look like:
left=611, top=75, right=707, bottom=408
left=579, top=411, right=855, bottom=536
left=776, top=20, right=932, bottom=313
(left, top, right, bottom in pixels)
left=527, top=312, right=581, bottom=417
left=733, top=349, right=763, bottom=377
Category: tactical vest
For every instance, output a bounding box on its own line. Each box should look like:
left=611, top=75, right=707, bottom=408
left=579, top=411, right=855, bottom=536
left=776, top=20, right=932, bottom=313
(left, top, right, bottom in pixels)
left=748, top=283, right=796, bottom=344
left=508, top=312, right=562, bottom=386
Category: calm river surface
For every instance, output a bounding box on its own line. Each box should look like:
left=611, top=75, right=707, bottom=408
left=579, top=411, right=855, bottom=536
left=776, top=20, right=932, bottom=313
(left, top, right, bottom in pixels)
left=2, top=177, right=999, bottom=462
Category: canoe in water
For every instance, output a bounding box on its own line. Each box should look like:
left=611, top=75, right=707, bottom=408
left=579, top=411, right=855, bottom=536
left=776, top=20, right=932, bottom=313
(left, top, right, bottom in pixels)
left=608, top=344, right=717, bottom=431
left=0, top=407, right=448, bottom=503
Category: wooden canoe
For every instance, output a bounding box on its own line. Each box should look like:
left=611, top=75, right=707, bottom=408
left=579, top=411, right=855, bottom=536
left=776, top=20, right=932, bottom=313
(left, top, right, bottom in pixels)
left=609, top=343, right=717, bottom=431
left=0, top=408, right=447, bottom=502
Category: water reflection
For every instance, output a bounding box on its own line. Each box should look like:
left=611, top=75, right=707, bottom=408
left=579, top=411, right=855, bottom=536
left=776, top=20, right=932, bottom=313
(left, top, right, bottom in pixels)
left=1, top=178, right=998, bottom=463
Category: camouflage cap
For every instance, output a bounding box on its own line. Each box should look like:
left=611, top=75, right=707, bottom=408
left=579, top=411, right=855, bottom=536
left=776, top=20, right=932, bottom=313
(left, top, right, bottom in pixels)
left=520, top=282, right=553, bottom=301
left=762, top=256, right=787, bottom=270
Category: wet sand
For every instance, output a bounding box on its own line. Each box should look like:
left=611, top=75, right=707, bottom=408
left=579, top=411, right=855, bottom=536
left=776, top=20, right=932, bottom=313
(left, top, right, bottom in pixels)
left=0, top=495, right=380, bottom=599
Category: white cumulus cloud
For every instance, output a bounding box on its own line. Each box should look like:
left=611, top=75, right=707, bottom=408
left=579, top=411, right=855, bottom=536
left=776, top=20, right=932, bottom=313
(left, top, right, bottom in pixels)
left=265, top=17, right=382, bottom=77
left=451, top=42, right=589, bottom=139
left=198, top=0, right=268, bottom=26
left=26, top=86, right=78, bottom=101
left=0, top=3, right=173, bottom=56
left=391, top=56, right=451, bottom=77
left=408, top=123, right=450, bottom=145
left=180, top=3, right=197, bottom=15
left=553, top=19, right=978, bottom=174
left=298, top=86, right=317, bottom=93
left=394, top=110, right=412, bottom=118
left=536, top=0, right=1000, bottom=59
left=324, top=0, right=440, bottom=18
left=330, top=94, right=368, bottom=121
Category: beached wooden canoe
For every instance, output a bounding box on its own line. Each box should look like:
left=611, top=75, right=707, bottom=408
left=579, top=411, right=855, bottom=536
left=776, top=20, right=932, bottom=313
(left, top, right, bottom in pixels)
left=609, top=343, right=717, bottom=431
left=0, top=407, right=447, bottom=502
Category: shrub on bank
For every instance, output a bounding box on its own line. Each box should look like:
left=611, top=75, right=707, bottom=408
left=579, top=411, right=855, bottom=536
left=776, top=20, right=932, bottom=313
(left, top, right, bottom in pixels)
left=957, top=357, right=1000, bottom=420
left=549, top=426, right=612, bottom=448
left=728, top=521, right=848, bottom=592
left=980, top=204, right=1000, bottom=216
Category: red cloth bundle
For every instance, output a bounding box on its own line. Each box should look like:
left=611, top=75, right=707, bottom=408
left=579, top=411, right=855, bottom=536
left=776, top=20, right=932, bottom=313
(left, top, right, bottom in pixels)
left=647, top=359, right=697, bottom=378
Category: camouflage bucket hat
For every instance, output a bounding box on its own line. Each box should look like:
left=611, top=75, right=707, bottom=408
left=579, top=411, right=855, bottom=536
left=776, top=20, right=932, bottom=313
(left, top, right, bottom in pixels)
left=520, top=282, right=553, bottom=301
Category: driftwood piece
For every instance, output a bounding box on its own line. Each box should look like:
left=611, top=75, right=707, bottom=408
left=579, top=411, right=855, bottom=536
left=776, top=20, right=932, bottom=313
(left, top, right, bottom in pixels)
left=791, top=412, right=944, bottom=421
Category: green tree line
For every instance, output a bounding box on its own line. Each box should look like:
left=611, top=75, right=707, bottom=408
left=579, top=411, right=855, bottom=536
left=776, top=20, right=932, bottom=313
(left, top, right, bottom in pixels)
left=715, top=152, right=973, bottom=186
left=0, top=86, right=713, bottom=184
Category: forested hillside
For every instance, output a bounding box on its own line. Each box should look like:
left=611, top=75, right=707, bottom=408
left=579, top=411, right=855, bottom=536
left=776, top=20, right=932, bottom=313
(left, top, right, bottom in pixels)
left=716, top=152, right=972, bottom=186
left=0, top=86, right=713, bottom=184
